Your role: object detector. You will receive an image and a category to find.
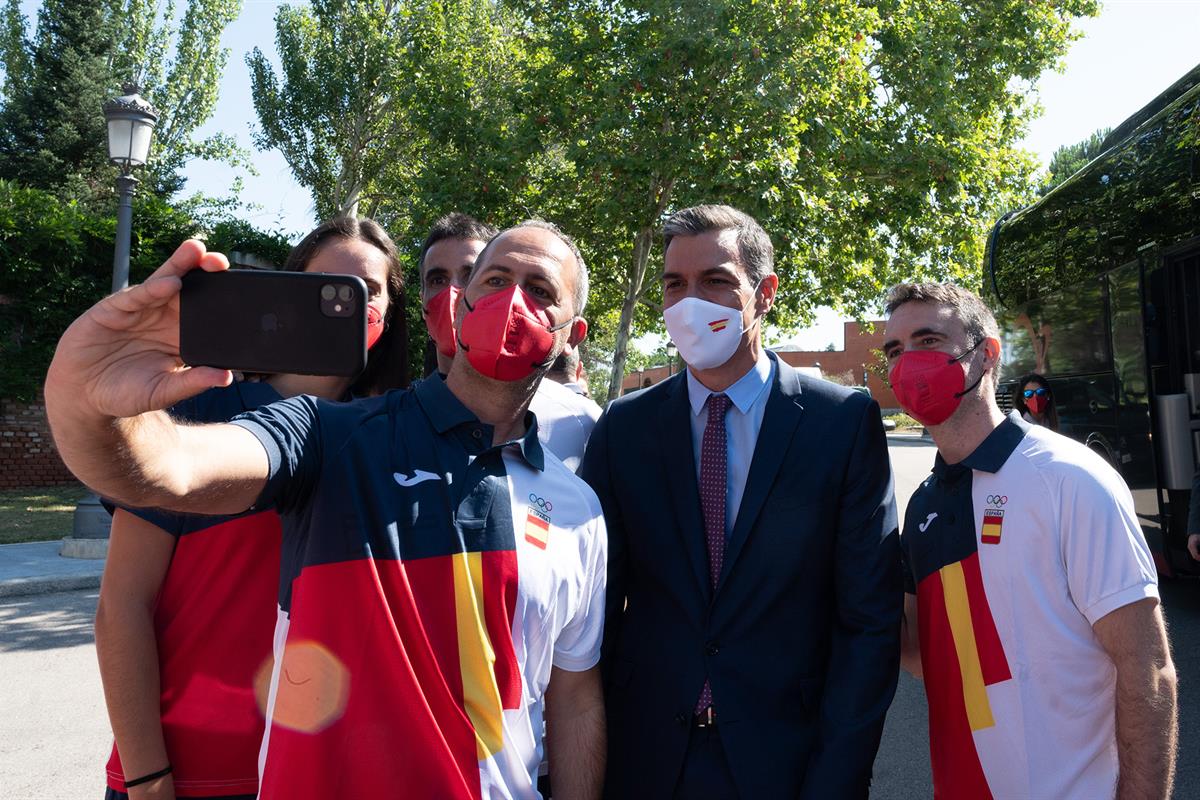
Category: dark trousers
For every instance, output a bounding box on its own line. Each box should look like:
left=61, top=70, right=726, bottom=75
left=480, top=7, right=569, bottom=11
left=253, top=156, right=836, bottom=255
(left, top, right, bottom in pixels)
left=672, top=725, right=739, bottom=800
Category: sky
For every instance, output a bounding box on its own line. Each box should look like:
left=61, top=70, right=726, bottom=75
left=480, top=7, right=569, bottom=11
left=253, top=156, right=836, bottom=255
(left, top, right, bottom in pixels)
left=15, top=0, right=1200, bottom=350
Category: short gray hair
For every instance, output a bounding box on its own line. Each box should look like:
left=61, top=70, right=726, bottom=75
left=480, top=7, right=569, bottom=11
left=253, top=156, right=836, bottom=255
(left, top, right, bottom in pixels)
left=471, top=219, right=589, bottom=317
left=662, top=204, right=775, bottom=286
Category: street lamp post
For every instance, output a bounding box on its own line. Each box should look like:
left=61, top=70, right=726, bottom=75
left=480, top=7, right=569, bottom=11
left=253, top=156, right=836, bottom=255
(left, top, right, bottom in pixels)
left=63, top=84, right=160, bottom=557
left=102, top=82, right=159, bottom=292
left=666, top=342, right=677, bottom=378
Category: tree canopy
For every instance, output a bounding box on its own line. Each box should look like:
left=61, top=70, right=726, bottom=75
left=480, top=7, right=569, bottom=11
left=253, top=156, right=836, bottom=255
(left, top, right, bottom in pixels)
left=1040, top=127, right=1111, bottom=195
left=510, top=0, right=1100, bottom=398
left=0, top=0, right=244, bottom=200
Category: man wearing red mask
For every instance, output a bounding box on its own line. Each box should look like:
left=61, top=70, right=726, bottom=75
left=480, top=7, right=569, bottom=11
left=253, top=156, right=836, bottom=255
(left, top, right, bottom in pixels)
left=883, top=283, right=1177, bottom=800
left=582, top=204, right=901, bottom=799
left=44, top=223, right=606, bottom=800
left=419, top=213, right=602, bottom=471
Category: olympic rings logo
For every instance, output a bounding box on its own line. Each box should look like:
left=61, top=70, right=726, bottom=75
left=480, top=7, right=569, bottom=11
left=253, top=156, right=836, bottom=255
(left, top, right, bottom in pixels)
left=529, top=493, right=553, bottom=513
left=986, top=495, right=1008, bottom=506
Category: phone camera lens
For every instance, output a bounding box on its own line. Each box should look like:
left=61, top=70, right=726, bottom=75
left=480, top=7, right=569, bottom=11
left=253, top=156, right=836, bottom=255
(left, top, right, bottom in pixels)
left=337, top=285, right=353, bottom=301
left=321, top=285, right=336, bottom=301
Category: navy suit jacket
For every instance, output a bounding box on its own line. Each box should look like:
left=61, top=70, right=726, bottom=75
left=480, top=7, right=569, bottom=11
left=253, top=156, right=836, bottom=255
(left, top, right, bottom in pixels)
left=580, top=352, right=902, bottom=799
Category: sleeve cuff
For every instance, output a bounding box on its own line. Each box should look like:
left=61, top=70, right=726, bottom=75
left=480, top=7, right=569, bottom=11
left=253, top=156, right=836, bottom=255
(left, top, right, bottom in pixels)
left=1082, top=582, right=1160, bottom=626
left=229, top=418, right=284, bottom=511
left=552, top=649, right=601, bottom=673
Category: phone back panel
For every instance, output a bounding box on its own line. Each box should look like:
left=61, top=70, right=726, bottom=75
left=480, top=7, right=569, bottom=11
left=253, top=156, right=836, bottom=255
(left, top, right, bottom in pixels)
left=180, top=270, right=367, bottom=377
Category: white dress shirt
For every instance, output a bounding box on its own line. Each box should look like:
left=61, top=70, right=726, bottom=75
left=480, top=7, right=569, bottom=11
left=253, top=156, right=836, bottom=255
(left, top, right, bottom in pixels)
left=686, top=352, right=775, bottom=536
left=529, top=377, right=602, bottom=472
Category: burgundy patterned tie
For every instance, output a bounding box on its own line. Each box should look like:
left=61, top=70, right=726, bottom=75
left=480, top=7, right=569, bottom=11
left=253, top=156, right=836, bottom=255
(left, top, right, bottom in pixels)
left=695, top=393, right=731, bottom=715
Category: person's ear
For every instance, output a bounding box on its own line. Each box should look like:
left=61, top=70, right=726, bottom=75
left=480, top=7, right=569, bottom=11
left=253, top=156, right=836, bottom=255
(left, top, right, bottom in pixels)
left=982, top=337, right=1001, bottom=368
left=757, top=273, right=779, bottom=315
left=568, top=317, right=588, bottom=348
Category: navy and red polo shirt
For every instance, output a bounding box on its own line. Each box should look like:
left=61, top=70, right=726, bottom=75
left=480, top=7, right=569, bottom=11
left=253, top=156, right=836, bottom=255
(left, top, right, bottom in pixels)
left=105, top=381, right=284, bottom=799
left=231, top=375, right=606, bottom=799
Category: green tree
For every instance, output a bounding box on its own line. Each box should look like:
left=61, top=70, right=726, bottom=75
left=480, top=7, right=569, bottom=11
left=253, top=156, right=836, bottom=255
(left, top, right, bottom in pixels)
left=512, top=0, right=1099, bottom=400
left=116, top=0, right=247, bottom=196
left=247, top=0, right=417, bottom=220
left=0, top=0, right=116, bottom=193
left=0, top=0, right=243, bottom=199
left=1040, top=127, right=1111, bottom=194
left=0, top=0, right=31, bottom=103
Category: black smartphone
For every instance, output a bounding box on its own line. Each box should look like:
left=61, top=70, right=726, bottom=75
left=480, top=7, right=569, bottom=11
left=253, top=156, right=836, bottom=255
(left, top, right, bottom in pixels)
left=180, top=269, right=368, bottom=377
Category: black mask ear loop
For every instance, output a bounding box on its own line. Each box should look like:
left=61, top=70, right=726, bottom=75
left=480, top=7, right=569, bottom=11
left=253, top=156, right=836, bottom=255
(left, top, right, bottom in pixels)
left=455, top=295, right=476, bottom=353
left=952, top=339, right=988, bottom=399
left=534, top=317, right=576, bottom=369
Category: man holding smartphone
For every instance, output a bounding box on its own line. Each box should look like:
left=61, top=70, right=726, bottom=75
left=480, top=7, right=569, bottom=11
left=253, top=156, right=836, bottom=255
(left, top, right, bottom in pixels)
left=46, top=224, right=606, bottom=800
left=419, top=212, right=601, bottom=470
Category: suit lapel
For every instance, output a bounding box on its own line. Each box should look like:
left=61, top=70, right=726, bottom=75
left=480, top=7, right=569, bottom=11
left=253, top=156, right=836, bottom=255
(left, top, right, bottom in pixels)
left=716, top=357, right=805, bottom=594
left=657, top=373, right=710, bottom=599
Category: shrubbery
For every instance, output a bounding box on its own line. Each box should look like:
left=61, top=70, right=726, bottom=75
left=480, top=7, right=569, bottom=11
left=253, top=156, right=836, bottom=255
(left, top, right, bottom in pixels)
left=0, top=179, right=289, bottom=401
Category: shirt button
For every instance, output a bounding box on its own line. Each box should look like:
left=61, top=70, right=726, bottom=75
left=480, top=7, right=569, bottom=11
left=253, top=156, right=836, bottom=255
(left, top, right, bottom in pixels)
left=705, top=642, right=720, bottom=656
left=472, top=429, right=483, bottom=440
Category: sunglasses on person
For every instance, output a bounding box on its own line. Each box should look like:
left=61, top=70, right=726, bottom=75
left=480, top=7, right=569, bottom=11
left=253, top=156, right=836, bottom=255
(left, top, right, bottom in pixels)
left=1023, top=388, right=1049, bottom=398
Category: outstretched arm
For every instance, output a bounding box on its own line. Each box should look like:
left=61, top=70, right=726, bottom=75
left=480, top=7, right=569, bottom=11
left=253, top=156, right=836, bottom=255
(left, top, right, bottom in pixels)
left=45, top=241, right=268, bottom=513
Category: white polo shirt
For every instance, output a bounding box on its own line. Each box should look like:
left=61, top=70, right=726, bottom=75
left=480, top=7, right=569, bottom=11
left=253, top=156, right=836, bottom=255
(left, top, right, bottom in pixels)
left=901, top=412, right=1158, bottom=800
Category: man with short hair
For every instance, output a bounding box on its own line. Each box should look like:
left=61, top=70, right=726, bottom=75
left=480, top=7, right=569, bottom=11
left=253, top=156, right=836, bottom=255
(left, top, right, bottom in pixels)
left=45, top=223, right=607, bottom=800
left=582, top=203, right=901, bottom=799
left=418, top=212, right=600, bottom=471
left=418, top=212, right=499, bottom=375
left=884, top=282, right=1178, bottom=800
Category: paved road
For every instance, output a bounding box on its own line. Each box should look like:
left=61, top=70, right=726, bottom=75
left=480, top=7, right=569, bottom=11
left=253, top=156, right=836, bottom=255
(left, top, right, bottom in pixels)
left=0, top=588, right=109, bottom=799
left=1, top=437, right=1196, bottom=799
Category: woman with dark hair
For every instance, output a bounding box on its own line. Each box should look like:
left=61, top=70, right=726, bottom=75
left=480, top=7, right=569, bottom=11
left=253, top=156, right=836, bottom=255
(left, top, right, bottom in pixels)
left=95, top=217, right=407, bottom=800
left=280, top=215, right=409, bottom=397
left=1015, top=372, right=1059, bottom=431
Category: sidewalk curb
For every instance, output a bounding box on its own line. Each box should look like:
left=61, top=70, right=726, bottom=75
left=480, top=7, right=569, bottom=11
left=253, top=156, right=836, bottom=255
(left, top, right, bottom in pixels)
left=0, top=573, right=102, bottom=599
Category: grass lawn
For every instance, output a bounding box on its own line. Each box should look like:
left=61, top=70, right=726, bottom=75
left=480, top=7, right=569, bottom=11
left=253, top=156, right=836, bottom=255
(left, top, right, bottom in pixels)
left=0, top=484, right=88, bottom=545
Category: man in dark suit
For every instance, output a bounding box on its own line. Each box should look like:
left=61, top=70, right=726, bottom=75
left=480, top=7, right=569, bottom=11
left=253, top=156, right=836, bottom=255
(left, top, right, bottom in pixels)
left=580, top=204, right=901, bottom=799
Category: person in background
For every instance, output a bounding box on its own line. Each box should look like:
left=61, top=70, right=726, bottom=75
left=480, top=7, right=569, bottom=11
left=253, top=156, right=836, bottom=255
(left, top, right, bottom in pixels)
left=419, top=212, right=497, bottom=378
left=1014, top=372, right=1059, bottom=431
left=95, top=217, right=408, bottom=800
left=583, top=204, right=900, bottom=799
left=547, top=347, right=599, bottom=402
left=418, top=212, right=600, bottom=471
left=885, top=282, right=1176, bottom=800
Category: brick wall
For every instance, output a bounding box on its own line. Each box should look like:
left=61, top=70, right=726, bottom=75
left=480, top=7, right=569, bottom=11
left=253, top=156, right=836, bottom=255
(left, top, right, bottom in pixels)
left=775, top=322, right=899, bottom=411
left=0, top=393, right=75, bottom=489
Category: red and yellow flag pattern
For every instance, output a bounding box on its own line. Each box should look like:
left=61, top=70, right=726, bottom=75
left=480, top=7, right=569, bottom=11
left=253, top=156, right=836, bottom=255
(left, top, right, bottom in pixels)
left=707, top=318, right=729, bottom=332
left=525, top=509, right=550, bottom=550
left=918, top=551, right=1011, bottom=799
left=981, top=510, right=1004, bottom=545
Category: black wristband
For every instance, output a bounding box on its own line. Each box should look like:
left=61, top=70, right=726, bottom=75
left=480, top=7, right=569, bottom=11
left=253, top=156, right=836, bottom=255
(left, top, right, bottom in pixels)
left=124, top=764, right=172, bottom=789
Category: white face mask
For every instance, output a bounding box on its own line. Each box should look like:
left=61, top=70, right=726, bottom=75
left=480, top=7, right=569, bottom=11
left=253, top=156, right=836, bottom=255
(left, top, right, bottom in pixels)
left=664, top=294, right=757, bottom=371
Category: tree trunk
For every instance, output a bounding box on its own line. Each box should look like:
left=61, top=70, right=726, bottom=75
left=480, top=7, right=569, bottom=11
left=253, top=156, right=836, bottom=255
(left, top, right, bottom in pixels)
left=606, top=226, right=655, bottom=403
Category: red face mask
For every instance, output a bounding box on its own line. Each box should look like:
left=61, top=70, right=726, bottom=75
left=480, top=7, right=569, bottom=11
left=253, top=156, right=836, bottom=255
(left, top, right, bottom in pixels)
left=422, top=285, right=460, bottom=359
left=1026, top=393, right=1048, bottom=415
left=366, top=304, right=385, bottom=350
left=888, top=341, right=985, bottom=427
left=458, top=285, right=570, bottom=382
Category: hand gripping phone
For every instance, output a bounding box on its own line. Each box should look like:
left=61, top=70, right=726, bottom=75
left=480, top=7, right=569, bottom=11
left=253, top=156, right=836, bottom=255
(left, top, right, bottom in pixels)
left=180, top=269, right=368, bottom=377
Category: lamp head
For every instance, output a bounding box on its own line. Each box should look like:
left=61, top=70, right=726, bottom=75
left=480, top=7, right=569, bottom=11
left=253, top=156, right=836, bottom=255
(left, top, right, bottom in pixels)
left=102, top=83, right=159, bottom=170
